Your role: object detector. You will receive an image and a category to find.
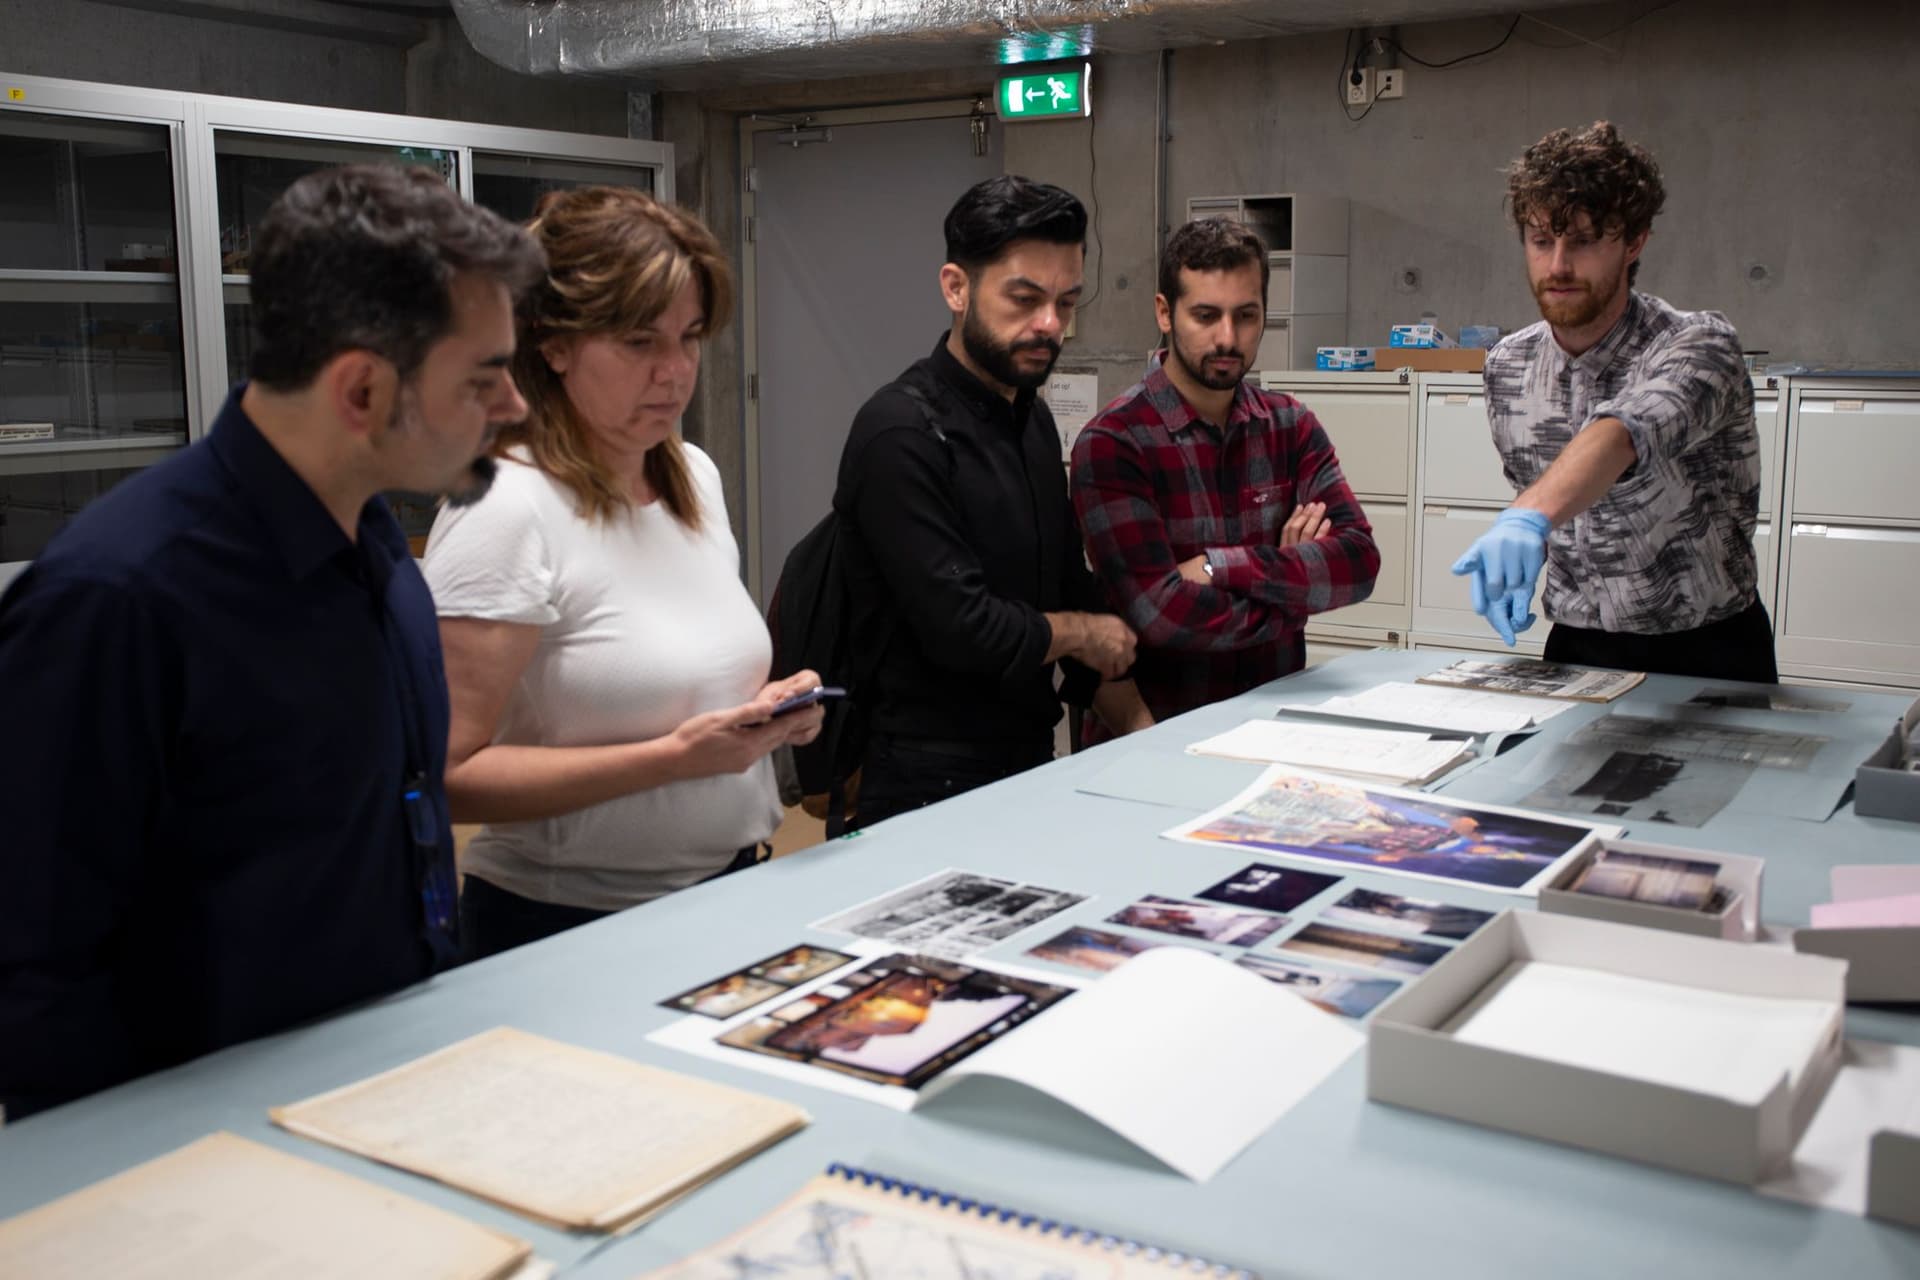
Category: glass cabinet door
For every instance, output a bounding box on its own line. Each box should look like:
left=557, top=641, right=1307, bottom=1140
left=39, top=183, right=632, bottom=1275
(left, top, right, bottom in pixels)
left=471, top=152, right=655, bottom=224
left=215, top=132, right=458, bottom=386
left=0, top=110, right=189, bottom=565
left=214, top=133, right=458, bottom=543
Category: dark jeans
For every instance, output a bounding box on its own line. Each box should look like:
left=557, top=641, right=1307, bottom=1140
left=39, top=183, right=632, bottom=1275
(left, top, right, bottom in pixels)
left=849, top=733, right=1053, bottom=832
left=1543, top=597, right=1778, bottom=684
left=459, top=844, right=769, bottom=962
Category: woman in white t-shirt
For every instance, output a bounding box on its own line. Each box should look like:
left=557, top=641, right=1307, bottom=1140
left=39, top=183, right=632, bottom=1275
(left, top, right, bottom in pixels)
left=423, top=188, right=823, bottom=960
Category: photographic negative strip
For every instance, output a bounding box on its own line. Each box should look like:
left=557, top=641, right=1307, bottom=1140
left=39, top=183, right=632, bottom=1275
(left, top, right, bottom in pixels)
left=1167, top=768, right=1603, bottom=895
left=1106, top=895, right=1290, bottom=947
left=1687, top=687, right=1852, bottom=715
left=1569, top=714, right=1828, bottom=771
left=723, top=954, right=1071, bottom=1090
left=811, top=869, right=1087, bottom=961
left=1194, top=862, right=1341, bottom=915
left=1025, top=926, right=1172, bottom=974
left=661, top=943, right=857, bottom=1019
left=1318, top=887, right=1494, bottom=941
left=1278, top=922, right=1451, bottom=975
left=1235, top=954, right=1403, bottom=1019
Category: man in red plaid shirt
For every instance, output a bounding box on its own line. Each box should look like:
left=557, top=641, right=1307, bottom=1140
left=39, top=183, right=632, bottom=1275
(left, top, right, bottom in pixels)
left=1070, top=218, right=1380, bottom=744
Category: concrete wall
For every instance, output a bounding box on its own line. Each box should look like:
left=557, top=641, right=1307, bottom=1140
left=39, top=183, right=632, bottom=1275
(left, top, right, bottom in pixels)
left=1027, top=0, right=1920, bottom=378
left=0, top=0, right=628, bottom=132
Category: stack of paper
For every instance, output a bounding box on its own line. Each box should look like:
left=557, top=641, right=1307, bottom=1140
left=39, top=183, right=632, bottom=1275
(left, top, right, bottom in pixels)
left=273, top=1027, right=808, bottom=1232
left=1187, top=719, right=1474, bottom=786
left=1276, top=681, right=1574, bottom=735
left=0, top=1132, right=533, bottom=1279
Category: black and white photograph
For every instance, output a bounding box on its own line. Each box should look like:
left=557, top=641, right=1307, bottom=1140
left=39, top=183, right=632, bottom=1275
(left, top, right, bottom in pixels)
left=1520, top=746, right=1754, bottom=828
left=811, top=868, right=1087, bottom=961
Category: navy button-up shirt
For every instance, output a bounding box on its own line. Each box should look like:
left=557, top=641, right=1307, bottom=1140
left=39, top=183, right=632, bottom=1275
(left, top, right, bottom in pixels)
left=0, top=389, right=455, bottom=1120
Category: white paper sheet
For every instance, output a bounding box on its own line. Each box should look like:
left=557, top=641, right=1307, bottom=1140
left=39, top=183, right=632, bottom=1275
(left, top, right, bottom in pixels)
left=1760, top=1039, right=1920, bottom=1215
left=1278, top=682, right=1574, bottom=735
left=1186, top=720, right=1471, bottom=785
left=1442, top=961, right=1838, bottom=1106
left=918, top=947, right=1363, bottom=1182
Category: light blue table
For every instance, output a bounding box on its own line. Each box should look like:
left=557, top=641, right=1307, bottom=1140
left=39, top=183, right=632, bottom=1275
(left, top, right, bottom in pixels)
left=4, top=648, right=1917, bottom=1278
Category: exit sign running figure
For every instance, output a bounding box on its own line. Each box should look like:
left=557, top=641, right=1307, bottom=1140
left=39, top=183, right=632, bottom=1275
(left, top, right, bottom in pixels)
left=996, top=64, right=1091, bottom=121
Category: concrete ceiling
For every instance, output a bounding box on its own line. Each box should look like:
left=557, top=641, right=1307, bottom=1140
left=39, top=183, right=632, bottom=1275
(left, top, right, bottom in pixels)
left=449, top=0, right=1610, bottom=91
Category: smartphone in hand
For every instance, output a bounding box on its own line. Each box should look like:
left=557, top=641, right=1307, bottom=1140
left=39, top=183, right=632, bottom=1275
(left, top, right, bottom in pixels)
left=767, top=685, right=846, bottom=718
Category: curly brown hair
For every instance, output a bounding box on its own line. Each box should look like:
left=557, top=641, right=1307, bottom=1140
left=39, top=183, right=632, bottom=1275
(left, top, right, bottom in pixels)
left=1158, top=217, right=1269, bottom=304
left=1506, top=121, right=1666, bottom=283
left=502, top=187, right=733, bottom=529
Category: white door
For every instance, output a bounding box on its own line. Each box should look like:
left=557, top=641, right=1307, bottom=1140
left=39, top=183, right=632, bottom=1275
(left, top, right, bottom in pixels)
left=746, top=107, right=1002, bottom=600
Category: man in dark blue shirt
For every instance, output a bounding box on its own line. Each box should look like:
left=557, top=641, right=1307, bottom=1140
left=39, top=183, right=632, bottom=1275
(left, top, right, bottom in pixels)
left=0, top=166, right=544, bottom=1120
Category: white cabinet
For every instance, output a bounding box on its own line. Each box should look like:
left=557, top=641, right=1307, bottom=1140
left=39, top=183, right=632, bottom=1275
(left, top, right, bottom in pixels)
left=1261, top=370, right=1413, bottom=641
left=1752, top=376, right=1784, bottom=615
left=1777, top=380, right=1920, bottom=686
left=1411, top=503, right=1547, bottom=656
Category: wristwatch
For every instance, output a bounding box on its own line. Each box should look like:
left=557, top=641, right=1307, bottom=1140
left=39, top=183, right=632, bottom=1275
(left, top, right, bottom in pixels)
left=1201, top=555, right=1215, bottom=579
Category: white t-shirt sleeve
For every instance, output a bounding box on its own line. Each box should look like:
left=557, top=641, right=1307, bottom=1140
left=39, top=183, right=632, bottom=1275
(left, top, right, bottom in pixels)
left=421, top=466, right=561, bottom=626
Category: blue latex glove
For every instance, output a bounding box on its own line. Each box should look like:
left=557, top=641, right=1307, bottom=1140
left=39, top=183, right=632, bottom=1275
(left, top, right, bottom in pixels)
left=1450, top=507, right=1551, bottom=646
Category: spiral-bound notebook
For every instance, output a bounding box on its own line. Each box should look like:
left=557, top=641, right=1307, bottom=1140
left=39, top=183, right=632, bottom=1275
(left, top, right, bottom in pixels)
left=641, top=1163, right=1259, bottom=1279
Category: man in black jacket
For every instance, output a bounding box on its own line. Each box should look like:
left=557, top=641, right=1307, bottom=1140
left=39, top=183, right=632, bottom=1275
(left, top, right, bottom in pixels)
left=834, top=176, right=1145, bottom=830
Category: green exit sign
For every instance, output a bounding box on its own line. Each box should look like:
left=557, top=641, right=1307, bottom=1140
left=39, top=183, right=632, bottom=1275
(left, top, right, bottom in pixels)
left=996, top=64, right=1091, bottom=121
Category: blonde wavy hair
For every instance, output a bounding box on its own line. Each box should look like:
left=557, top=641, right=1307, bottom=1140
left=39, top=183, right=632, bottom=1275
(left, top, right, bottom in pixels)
left=501, top=187, right=734, bottom=528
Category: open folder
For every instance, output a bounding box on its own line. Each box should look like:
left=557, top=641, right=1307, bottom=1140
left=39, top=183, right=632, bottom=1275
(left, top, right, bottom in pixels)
left=273, top=1027, right=808, bottom=1232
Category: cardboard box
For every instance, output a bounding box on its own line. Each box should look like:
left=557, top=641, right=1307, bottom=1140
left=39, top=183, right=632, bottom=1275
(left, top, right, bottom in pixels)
left=1387, top=348, right=1486, bottom=373
left=1870, top=1127, right=1920, bottom=1228
left=1368, top=910, right=1847, bottom=1184
left=1539, top=839, right=1764, bottom=942
left=1315, top=346, right=1375, bottom=371
left=1793, top=921, right=1920, bottom=1003
left=1389, top=323, right=1454, bottom=348
left=1854, top=696, right=1920, bottom=824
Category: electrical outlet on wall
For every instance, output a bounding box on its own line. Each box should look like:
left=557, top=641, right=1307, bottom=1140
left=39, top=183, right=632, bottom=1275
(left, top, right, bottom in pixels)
left=1345, top=67, right=1374, bottom=107
left=1377, top=68, right=1405, bottom=99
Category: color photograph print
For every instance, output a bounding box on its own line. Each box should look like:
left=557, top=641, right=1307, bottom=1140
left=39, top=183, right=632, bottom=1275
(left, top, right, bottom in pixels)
left=1278, top=922, right=1451, bottom=975
left=1106, top=895, right=1290, bottom=947
left=1317, top=887, right=1494, bottom=941
left=1235, top=954, right=1403, bottom=1019
left=661, top=942, right=857, bottom=1019
left=724, top=954, right=1071, bottom=1090
left=1166, top=767, right=1603, bottom=895
left=1194, top=862, right=1341, bottom=915
left=1025, top=926, right=1173, bottom=974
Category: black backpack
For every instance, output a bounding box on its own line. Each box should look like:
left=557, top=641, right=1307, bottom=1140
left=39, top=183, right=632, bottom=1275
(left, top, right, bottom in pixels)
left=767, top=382, right=945, bottom=825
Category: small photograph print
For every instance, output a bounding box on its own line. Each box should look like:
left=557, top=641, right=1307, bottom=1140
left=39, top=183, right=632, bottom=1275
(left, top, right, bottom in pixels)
left=1025, top=926, right=1170, bottom=974
left=1572, top=849, right=1721, bottom=911
left=1277, top=922, right=1452, bottom=975
left=726, top=954, right=1071, bottom=1090
left=661, top=942, right=859, bottom=1019
left=748, top=944, right=856, bottom=986
left=1318, top=887, right=1494, bottom=941
left=716, top=994, right=836, bottom=1052
left=1195, top=862, right=1343, bottom=915
left=1106, top=895, right=1289, bottom=947
left=1235, top=955, right=1403, bottom=1019
left=812, top=869, right=1088, bottom=960
left=666, top=972, right=788, bottom=1019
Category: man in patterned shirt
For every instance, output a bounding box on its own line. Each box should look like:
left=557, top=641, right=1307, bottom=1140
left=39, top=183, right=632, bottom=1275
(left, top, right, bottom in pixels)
left=1453, top=121, right=1773, bottom=681
left=1071, top=218, right=1380, bottom=743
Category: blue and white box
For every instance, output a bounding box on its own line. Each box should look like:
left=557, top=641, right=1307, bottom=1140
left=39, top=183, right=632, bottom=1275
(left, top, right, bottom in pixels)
left=1316, top=347, right=1376, bottom=371
left=1390, top=323, right=1455, bottom=349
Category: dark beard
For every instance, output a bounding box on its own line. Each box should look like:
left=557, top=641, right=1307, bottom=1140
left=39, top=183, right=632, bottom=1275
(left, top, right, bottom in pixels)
left=443, top=454, right=498, bottom=508
left=1171, top=340, right=1246, bottom=392
left=961, top=306, right=1061, bottom=391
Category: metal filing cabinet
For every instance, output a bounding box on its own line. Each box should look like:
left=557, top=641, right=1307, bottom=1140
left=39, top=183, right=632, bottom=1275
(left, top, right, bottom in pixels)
left=1259, top=369, right=1414, bottom=649
left=1776, top=379, right=1920, bottom=689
